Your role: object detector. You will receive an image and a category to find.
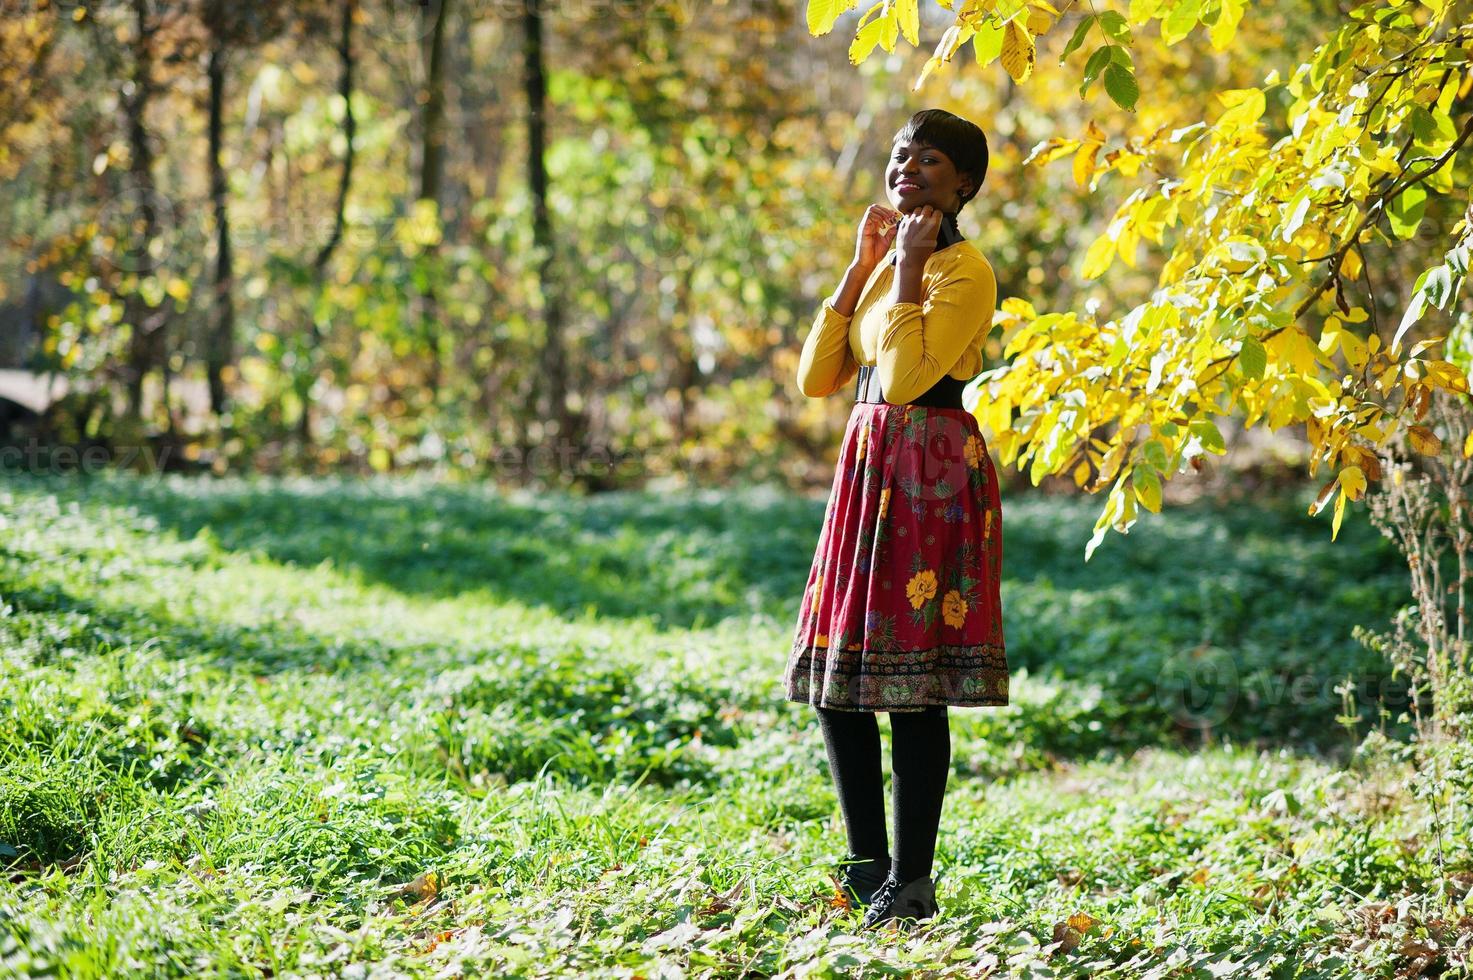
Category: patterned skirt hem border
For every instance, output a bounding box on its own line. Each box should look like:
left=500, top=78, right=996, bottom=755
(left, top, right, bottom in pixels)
left=784, top=640, right=1010, bottom=712
left=783, top=694, right=1010, bottom=712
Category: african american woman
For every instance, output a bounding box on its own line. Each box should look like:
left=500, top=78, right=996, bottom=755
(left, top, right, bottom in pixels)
left=784, top=107, right=1009, bottom=930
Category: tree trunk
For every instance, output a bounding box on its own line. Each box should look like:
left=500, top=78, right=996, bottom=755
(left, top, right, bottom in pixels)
left=673, top=266, right=696, bottom=452
left=522, top=0, right=585, bottom=468
left=206, top=40, right=234, bottom=417
left=417, top=0, right=450, bottom=396
left=420, top=0, right=449, bottom=207
left=118, top=0, right=166, bottom=435
left=314, top=0, right=356, bottom=275
left=299, top=0, right=357, bottom=448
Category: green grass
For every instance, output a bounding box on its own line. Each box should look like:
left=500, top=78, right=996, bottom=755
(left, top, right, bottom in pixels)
left=1, top=470, right=1467, bottom=977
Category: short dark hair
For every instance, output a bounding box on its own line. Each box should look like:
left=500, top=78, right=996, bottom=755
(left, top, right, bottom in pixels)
left=893, top=109, right=989, bottom=214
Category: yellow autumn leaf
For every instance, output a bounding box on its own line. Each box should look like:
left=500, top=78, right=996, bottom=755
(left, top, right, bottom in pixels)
left=1001, top=295, right=1039, bottom=320
left=1067, top=911, right=1100, bottom=932
left=1309, top=476, right=1337, bottom=516
left=1332, top=487, right=1347, bottom=540
left=1215, top=88, right=1266, bottom=131
left=1132, top=464, right=1162, bottom=513
left=895, top=0, right=920, bottom=45
left=1338, top=329, right=1368, bottom=372
left=1128, top=0, right=1165, bottom=24
left=398, top=871, right=439, bottom=903
left=1265, top=326, right=1321, bottom=374
left=1407, top=424, right=1442, bottom=455
left=1113, top=146, right=1147, bottom=178
left=848, top=2, right=888, bottom=63
left=1338, top=464, right=1366, bottom=501
left=1136, top=194, right=1169, bottom=242
left=972, top=13, right=1006, bottom=65
left=1423, top=359, right=1470, bottom=394
left=1317, top=317, right=1341, bottom=354
left=1081, top=231, right=1116, bottom=279
left=1208, top=0, right=1244, bottom=49
left=1115, top=478, right=1139, bottom=530
left=1025, top=135, right=1079, bottom=167
left=913, top=54, right=946, bottom=90
left=877, top=5, right=901, bottom=52
left=807, top=0, right=858, bottom=35
left=932, top=20, right=976, bottom=65
left=1117, top=220, right=1140, bottom=270
left=1073, top=139, right=1102, bottom=189
left=999, top=20, right=1035, bottom=82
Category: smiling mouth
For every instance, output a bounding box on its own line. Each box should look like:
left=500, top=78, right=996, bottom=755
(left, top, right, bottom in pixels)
left=895, top=181, right=924, bottom=192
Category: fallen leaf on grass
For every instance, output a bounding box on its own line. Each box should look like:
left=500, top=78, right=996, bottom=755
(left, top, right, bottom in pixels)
left=1067, top=912, right=1099, bottom=932
left=1048, top=911, right=1101, bottom=956
left=396, top=871, right=439, bottom=904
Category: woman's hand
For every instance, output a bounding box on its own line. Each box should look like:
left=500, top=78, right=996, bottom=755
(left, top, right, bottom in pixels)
left=853, top=204, right=901, bottom=271
left=894, top=204, right=942, bottom=267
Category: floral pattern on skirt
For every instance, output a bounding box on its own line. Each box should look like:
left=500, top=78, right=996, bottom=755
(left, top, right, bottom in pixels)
left=784, top=401, right=1008, bottom=713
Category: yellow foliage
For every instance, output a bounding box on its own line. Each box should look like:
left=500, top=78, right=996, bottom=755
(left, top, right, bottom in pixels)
left=1215, top=88, right=1266, bottom=132
left=895, top=0, right=921, bottom=46
left=1407, top=425, right=1442, bottom=456
left=1081, top=232, right=1116, bottom=280
left=806, top=0, right=856, bottom=35
left=1000, top=20, right=1035, bottom=83
left=1338, top=465, right=1366, bottom=501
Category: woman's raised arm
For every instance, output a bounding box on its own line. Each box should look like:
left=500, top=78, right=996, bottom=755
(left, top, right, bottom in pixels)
left=795, top=261, right=874, bottom=398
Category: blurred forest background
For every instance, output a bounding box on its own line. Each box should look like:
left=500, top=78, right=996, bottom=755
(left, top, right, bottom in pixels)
left=4, top=0, right=1438, bottom=495
left=11, top=1, right=1473, bottom=974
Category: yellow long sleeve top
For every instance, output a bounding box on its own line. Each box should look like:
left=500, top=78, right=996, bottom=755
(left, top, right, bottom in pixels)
left=796, top=239, right=998, bottom=404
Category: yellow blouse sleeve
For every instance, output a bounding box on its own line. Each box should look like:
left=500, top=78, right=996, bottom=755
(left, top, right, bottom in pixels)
left=796, top=298, right=860, bottom=398
left=875, top=255, right=997, bottom=404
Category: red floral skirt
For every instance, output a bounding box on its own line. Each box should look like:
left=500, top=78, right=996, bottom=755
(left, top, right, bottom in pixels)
left=784, top=401, right=1008, bottom=713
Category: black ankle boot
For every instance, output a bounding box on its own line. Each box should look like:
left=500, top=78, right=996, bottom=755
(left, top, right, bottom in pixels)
left=861, top=871, right=938, bottom=929
left=834, top=854, right=890, bottom=909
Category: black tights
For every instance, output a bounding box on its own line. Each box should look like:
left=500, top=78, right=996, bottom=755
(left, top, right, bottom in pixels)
left=815, top=704, right=951, bottom=884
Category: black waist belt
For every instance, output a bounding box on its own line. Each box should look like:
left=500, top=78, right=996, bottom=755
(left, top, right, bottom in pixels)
left=854, top=364, right=968, bottom=408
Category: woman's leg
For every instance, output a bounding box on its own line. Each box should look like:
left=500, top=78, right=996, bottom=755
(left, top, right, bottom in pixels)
left=815, top=705, right=889, bottom=864
left=888, top=704, right=951, bottom=882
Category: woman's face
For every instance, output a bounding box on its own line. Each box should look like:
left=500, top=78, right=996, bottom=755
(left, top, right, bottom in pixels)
left=885, top=138, right=972, bottom=215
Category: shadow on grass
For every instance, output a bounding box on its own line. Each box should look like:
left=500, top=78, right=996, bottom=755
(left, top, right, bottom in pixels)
left=2, top=580, right=404, bottom=676
left=6, top=470, right=1413, bottom=751
left=107, top=476, right=819, bottom=630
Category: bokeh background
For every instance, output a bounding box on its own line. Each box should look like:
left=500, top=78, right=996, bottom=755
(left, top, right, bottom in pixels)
left=1, top=0, right=1376, bottom=496
left=5, top=0, right=1473, bottom=976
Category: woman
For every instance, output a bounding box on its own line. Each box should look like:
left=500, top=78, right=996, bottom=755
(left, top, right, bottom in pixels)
left=783, top=108, right=1008, bottom=930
